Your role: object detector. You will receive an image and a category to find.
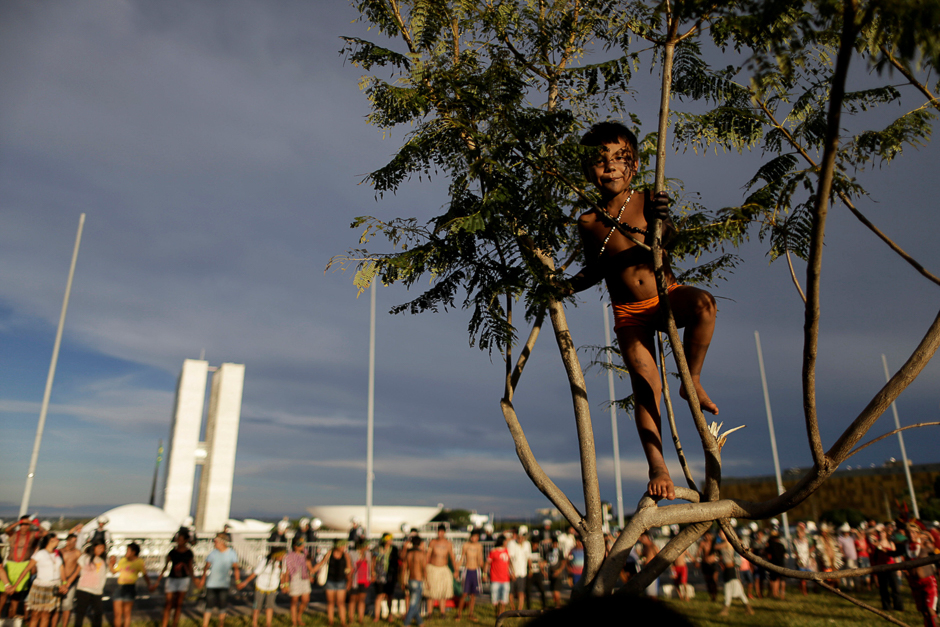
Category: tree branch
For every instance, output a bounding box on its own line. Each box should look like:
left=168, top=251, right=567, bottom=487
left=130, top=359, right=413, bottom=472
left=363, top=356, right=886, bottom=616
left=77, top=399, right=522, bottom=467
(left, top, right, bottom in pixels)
left=801, top=0, right=858, bottom=470
left=620, top=522, right=711, bottom=595
left=658, top=334, right=698, bottom=490
left=826, top=306, right=940, bottom=463
left=647, top=10, right=723, bottom=503
left=846, top=421, right=940, bottom=459
left=817, top=581, right=913, bottom=627
left=544, top=297, right=605, bottom=578
left=505, top=309, right=546, bottom=403
left=755, top=98, right=940, bottom=289
left=786, top=249, right=808, bottom=304
left=500, top=398, right=584, bottom=525
left=880, top=44, right=940, bottom=112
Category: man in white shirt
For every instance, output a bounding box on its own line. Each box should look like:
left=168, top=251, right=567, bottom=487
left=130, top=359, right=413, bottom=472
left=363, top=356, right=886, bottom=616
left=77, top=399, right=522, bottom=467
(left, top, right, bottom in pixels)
left=506, top=529, right=530, bottom=610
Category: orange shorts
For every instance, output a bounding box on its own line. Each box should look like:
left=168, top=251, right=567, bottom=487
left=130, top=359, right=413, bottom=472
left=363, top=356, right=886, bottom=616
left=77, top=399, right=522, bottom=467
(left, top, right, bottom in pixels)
left=611, top=283, right=680, bottom=331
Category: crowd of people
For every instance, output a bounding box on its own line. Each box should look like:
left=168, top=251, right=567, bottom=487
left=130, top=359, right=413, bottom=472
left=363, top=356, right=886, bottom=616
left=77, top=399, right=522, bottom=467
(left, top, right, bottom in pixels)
left=1, top=513, right=937, bottom=627
left=646, top=517, right=939, bottom=626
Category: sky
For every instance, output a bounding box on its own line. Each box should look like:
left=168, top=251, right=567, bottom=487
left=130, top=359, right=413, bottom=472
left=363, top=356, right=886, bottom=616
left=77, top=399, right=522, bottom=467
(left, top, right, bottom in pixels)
left=1, top=0, right=938, bottom=522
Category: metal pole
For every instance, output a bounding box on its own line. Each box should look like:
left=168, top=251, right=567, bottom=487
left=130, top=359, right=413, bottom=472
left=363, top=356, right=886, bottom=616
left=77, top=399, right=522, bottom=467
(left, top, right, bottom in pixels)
left=20, top=213, right=85, bottom=517
left=755, top=331, right=791, bottom=546
left=603, top=302, right=625, bottom=529
left=881, top=354, right=919, bottom=519
left=366, top=280, right=376, bottom=538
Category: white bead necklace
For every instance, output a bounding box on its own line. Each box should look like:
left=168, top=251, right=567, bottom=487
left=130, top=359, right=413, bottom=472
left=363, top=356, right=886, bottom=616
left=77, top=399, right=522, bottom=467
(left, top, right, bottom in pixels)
left=597, top=189, right=634, bottom=258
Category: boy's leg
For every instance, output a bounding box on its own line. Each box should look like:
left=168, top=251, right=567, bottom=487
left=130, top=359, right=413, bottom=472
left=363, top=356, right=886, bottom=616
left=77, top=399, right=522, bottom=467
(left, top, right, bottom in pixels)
left=615, top=327, right=674, bottom=500
left=665, top=286, right=718, bottom=415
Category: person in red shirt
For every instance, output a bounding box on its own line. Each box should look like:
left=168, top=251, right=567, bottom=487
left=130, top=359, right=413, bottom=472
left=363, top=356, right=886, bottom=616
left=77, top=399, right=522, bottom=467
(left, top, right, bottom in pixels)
left=488, top=537, right=513, bottom=616
left=2, top=516, right=44, bottom=621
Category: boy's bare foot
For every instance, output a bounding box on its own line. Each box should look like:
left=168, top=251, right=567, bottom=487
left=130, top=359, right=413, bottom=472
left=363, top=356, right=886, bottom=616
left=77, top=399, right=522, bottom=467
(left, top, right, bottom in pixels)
left=648, top=466, right=676, bottom=500
left=679, top=378, right=718, bottom=415
left=717, top=607, right=729, bottom=616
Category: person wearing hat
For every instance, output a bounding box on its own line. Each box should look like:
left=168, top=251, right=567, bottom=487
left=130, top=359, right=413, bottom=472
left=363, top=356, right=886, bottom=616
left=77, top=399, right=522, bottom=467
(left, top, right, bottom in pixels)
left=268, top=520, right=290, bottom=549
left=835, top=523, right=858, bottom=590
left=236, top=547, right=285, bottom=627
left=78, top=517, right=111, bottom=551
left=292, top=519, right=318, bottom=564
left=793, top=522, right=815, bottom=596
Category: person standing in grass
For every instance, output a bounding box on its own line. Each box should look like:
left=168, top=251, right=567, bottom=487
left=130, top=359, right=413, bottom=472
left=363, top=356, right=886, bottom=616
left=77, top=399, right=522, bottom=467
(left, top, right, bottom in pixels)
left=196, top=534, right=241, bottom=627
left=237, top=547, right=285, bottom=627
left=72, top=541, right=108, bottom=627
left=456, top=530, right=485, bottom=622
left=283, top=537, right=315, bottom=627
left=401, top=537, right=427, bottom=627
left=488, top=537, right=512, bottom=617
left=108, top=542, right=153, bottom=627
left=717, top=531, right=753, bottom=617
left=372, top=533, right=400, bottom=623
left=314, top=539, right=352, bottom=627
left=155, top=529, right=194, bottom=627
left=12, top=534, right=64, bottom=627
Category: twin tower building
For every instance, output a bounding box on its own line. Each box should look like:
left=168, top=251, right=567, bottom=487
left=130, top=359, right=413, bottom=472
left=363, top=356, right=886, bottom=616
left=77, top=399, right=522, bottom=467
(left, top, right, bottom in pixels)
left=162, top=359, right=245, bottom=533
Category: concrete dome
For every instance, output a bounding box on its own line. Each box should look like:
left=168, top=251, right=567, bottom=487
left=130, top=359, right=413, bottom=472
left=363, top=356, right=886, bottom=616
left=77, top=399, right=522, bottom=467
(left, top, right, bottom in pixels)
left=85, top=504, right=181, bottom=536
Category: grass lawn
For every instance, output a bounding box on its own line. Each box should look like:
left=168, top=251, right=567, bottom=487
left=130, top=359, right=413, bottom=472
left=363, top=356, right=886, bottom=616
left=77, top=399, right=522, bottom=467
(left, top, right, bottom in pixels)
left=123, top=587, right=925, bottom=627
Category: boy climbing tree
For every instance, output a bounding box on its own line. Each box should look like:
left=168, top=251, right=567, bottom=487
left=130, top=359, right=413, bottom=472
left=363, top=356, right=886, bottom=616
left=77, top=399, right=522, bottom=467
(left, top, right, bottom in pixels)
left=565, top=121, right=719, bottom=502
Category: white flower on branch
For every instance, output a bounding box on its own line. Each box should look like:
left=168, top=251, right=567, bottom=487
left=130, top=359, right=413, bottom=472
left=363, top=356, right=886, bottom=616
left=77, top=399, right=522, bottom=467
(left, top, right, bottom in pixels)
left=708, top=421, right=746, bottom=449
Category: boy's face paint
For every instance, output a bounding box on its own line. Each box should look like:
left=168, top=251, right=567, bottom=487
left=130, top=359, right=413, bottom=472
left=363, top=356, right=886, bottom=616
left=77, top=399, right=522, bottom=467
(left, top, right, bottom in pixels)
left=587, top=139, right=638, bottom=197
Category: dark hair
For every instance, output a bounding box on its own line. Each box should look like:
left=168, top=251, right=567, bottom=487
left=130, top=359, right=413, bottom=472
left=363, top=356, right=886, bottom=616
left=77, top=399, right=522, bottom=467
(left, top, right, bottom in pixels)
left=292, top=536, right=305, bottom=548
left=496, top=537, right=505, bottom=548
left=86, top=540, right=106, bottom=559
left=580, top=121, right=639, bottom=154
left=66, top=533, right=77, bottom=541
left=580, top=121, right=639, bottom=177
left=127, top=542, right=140, bottom=557
left=42, top=535, right=58, bottom=549
left=437, top=523, right=447, bottom=532
left=411, top=537, right=422, bottom=548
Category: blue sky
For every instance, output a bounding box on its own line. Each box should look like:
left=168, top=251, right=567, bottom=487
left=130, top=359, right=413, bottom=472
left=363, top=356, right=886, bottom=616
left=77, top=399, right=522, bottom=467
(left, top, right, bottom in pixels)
left=1, top=0, right=938, bottom=521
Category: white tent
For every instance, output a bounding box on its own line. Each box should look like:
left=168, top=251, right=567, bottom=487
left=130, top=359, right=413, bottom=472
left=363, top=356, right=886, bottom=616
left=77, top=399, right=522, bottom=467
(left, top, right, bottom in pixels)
left=82, top=503, right=181, bottom=540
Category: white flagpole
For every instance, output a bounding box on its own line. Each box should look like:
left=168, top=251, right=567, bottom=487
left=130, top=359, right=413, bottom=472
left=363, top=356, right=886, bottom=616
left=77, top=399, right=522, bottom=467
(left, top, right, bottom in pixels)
left=21, top=214, right=85, bottom=517
left=603, top=302, right=625, bottom=529
left=755, top=331, right=791, bottom=546
left=366, top=280, right=376, bottom=538
left=881, top=354, right=919, bottom=519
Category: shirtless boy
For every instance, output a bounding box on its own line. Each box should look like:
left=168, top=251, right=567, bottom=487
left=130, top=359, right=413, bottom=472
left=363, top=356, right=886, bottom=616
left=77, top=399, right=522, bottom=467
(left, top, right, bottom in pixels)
left=425, top=524, right=456, bottom=617
left=566, top=121, right=718, bottom=501
left=55, top=534, right=83, bottom=627
left=402, top=538, right=427, bottom=627
left=456, top=530, right=485, bottom=622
